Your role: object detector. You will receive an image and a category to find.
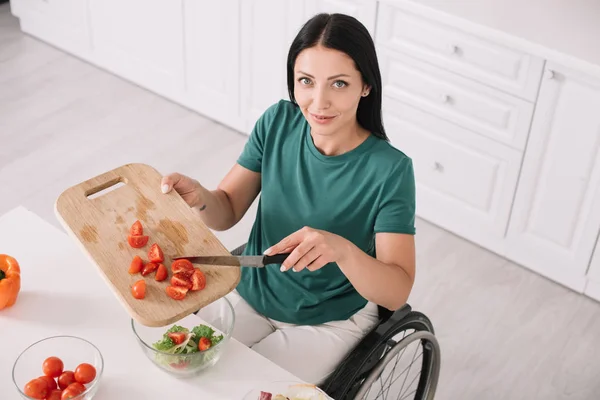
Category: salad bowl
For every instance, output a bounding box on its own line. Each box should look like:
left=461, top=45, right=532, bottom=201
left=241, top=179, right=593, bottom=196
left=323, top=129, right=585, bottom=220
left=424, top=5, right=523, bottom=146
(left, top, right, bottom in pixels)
left=131, top=296, right=235, bottom=378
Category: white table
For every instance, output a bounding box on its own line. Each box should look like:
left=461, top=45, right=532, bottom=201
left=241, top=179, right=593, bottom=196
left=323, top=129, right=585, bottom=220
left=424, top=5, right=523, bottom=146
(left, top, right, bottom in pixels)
left=0, top=206, right=302, bottom=399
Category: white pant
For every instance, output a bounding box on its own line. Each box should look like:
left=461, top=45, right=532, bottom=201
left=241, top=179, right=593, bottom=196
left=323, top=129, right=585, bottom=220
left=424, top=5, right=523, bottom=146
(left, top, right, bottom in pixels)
left=197, top=290, right=380, bottom=385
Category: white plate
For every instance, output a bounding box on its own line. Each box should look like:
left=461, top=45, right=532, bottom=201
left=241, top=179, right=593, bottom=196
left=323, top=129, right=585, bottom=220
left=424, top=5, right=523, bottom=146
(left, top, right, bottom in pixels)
left=242, top=381, right=333, bottom=400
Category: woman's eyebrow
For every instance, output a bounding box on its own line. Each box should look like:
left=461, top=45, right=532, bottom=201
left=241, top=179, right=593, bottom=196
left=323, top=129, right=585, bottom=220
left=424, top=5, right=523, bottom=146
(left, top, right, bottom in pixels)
left=297, top=71, right=351, bottom=80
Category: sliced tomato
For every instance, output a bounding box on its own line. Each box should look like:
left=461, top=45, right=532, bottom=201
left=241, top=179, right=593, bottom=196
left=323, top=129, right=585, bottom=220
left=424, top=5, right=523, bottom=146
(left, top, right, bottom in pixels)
left=130, top=220, right=143, bottom=236
left=131, top=279, right=146, bottom=299
left=190, top=268, right=206, bottom=291
left=171, top=273, right=192, bottom=289
left=155, top=264, right=168, bottom=281
left=46, top=389, right=63, bottom=400
left=141, top=262, right=158, bottom=276
left=198, top=337, right=212, bottom=351
left=165, top=285, right=188, bottom=300
left=127, top=234, right=149, bottom=249
left=148, top=243, right=164, bottom=263
left=171, top=259, right=194, bottom=276
left=169, top=360, right=190, bottom=369
left=167, top=331, right=187, bottom=345
left=57, top=371, right=75, bottom=390
left=129, top=255, right=144, bottom=274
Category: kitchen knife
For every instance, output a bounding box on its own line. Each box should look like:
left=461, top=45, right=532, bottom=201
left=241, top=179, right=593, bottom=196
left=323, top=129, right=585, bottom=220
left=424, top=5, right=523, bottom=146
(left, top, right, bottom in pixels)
left=172, top=253, right=291, bottom=267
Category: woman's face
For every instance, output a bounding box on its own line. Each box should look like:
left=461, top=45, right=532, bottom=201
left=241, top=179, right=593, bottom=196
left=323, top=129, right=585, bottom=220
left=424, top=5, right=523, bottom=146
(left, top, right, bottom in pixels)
left=293, top=45, right=370, bottom=137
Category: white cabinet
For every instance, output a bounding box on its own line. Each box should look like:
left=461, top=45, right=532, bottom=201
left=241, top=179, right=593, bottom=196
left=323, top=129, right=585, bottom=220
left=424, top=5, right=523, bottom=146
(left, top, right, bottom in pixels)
left=585, top=237, right=600, bottom=301
left=505, top=64, right=600, bottom=291
left=240, top=0, right=306, bottom=133
left=184, top=1, right=243, bottom=132
left=88, top=0, right=186, bottom=102
left=10, top=0, right=92, bottom=55
left=304, top=0, right=377, bottom=36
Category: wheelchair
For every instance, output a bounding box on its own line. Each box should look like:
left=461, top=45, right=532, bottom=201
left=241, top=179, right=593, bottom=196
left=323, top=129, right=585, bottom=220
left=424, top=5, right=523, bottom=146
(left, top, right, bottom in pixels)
left=230, top=244, right=441, bottom=400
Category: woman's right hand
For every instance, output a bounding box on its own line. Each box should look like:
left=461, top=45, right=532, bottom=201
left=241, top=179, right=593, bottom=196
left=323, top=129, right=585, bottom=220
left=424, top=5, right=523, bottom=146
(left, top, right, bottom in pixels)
left=160, top=173, right=204, bottom=208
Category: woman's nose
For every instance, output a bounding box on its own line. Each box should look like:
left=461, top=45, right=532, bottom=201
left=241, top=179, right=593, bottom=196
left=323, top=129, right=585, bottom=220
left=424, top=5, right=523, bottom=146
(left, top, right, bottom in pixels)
left=312, top=88, right=330, bottom=110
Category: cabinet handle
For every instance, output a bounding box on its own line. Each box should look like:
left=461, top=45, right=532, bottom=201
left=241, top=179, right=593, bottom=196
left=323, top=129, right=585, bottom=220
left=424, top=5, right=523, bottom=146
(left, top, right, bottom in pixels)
left=439, top=94, right=451, bottom=103
left=434, top=162, right=444, bottom=172
left=547, top=69, right=556, bottom=79
left=447, top=44, right=459, bottom=54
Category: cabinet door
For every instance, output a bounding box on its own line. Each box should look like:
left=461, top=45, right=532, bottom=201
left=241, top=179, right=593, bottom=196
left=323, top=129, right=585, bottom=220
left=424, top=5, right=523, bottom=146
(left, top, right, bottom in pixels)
left=505, top=64, right=600, bottom=291
left=240, top=0, right=306, bottom=133
left=88, top=0, right=185, bottom=102
left=184, top=0, right=243, bottom=132
left=304, top=0, right=377, bottom=37
left=11, top=0, right=92, bottom=56
left=585, top=237, right=600, bottom=302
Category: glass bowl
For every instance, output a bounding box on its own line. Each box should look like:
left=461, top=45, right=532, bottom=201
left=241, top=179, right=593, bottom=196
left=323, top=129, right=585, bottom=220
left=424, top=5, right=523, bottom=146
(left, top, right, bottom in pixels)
left=242, top=381, right=332, bottom=400
left=12, top=335, right=104, bottom=400
left=131, top=296, right=235, bottom=378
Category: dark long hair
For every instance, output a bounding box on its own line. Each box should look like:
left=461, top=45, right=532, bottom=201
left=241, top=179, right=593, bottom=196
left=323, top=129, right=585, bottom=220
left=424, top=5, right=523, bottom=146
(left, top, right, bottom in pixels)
left=286, top=13, right=387, bottom=141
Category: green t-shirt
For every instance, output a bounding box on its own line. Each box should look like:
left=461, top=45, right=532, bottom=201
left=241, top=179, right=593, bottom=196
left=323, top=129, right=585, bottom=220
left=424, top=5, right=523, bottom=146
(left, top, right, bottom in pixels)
left=235, top=100, right=416, bottom=325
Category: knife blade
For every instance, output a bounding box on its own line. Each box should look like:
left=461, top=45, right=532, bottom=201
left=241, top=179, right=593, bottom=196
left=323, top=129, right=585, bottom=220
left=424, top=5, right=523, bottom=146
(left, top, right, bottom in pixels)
left=172, top=253, right=291, bottom=267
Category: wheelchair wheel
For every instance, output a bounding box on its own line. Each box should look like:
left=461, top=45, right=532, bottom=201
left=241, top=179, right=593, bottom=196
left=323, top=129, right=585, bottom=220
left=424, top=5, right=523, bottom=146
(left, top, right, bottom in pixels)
left=334, top=311, right=440, bottom=400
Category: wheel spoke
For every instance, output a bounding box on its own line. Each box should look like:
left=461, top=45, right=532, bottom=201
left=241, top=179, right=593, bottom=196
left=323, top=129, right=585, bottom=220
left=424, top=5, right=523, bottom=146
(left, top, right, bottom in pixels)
left=398, top=345, right=422, bottom=399
left=371, top=345, right=422, bottom=399
left=400, top=389, right=418, bottom=400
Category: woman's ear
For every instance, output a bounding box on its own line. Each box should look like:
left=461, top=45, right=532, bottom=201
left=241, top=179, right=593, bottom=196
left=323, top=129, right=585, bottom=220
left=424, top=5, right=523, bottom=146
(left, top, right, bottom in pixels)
left=362, top=85, right=372, bottom=97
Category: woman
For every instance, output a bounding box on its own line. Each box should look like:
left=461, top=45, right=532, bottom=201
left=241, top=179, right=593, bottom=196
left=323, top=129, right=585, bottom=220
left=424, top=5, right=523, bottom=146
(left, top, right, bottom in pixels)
left=160, top=13, right=416, bottom=385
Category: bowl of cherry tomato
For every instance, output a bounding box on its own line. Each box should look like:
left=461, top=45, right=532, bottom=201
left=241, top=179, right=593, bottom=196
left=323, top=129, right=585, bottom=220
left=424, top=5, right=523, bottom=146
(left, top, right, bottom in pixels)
left=12, top=335, right=103, bottom=400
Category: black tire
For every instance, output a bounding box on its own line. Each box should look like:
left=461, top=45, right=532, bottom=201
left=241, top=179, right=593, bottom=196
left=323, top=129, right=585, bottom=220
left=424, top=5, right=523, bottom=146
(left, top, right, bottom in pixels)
left=323, top=311, right=440, bottom=400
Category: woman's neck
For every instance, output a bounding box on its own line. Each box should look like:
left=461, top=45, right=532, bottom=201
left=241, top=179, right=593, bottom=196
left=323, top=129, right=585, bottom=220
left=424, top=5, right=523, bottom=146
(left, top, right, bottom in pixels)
left=311, top=121, right=370, bottom=156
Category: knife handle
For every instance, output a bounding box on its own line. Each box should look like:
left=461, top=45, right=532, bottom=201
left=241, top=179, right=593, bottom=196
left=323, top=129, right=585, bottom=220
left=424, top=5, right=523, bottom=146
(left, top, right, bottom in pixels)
left=263, top=253, right=291, bottom=265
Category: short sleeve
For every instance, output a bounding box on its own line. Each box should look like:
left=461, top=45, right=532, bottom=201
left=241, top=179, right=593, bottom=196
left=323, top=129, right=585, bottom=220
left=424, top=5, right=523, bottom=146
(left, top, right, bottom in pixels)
left=374, top=158, right=417, bottom=235
left=237, top=102, right=280, bottom=173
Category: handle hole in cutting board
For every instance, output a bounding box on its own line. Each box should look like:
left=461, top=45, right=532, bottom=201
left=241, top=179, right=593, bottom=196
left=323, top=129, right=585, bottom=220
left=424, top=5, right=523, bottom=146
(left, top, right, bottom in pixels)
left=86, top=177, right=128, bottom=200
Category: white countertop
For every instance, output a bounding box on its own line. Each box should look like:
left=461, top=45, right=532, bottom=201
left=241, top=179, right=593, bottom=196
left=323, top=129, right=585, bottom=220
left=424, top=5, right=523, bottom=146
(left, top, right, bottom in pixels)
left=0, top=206, right=302, bottom=399
left=406, top=0, right=600, bottom=68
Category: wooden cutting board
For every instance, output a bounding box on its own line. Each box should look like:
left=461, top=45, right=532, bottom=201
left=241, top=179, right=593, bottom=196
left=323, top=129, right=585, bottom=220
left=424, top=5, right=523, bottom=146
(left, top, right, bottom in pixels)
left=54, top=163, right=241, bottom=327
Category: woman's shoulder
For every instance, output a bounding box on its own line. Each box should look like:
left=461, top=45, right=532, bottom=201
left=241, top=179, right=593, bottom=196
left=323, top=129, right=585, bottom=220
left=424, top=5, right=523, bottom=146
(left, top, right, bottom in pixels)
left=369, top=137, right=413, bottom=172
left=260, top=99, right=303, bottom=125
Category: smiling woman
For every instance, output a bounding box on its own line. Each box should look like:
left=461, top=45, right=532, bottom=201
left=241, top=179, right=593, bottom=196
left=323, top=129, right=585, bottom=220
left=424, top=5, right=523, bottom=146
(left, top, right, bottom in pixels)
left=160, top=13, right=416, bottom=385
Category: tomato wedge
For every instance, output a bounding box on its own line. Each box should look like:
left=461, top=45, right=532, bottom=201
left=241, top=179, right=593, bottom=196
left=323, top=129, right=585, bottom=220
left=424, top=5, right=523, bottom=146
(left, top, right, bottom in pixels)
left=165, top=285, right=188, bottom=300
left=131, top=280, right=146, bottom=299
left=167, top=331, right=187, bottom=345
left=129, top=255, right=144, bottom=274
left=198, top=337, right=212, bottom=351
left=148, top=243, right=164, bottom=263
left=141, top=262, right=158, bottom=276
left=190, top=268, right=206, bottom=291
left=171, top=273, right=192, bottom=289
left=127, top=235, right=149, bottom=249
left=155, top=264, right=168, bottom=281
left=130, top=220, right=143, bottom=236
left=171, top=259, right=194, bottom=276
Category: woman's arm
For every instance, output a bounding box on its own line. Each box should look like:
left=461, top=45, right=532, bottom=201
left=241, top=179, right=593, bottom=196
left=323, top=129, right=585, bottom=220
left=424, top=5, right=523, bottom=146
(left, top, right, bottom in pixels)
left=265, top=228, right=415, bottom=310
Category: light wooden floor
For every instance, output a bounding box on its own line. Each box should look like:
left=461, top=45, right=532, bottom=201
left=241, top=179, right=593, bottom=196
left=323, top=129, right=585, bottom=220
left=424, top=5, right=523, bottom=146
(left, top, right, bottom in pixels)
left=2, top=5, right=599, bottom=400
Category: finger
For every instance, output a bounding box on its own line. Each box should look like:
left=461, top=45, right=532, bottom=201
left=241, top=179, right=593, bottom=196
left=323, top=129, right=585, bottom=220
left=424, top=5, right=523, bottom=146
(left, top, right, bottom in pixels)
left=291, top=247, right=321, bottom=272
left=265, top=229, right=305, bottom=255
left=281, top=241, right=315, bottom=272
left=306, top=256, right=327, bottom=271
left=161, top=173, right=183, bottom=194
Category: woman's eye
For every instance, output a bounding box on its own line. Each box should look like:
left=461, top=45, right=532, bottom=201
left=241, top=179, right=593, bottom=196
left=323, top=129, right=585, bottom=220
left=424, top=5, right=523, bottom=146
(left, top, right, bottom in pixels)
left=299, top=77, right=312, bottom=85
left=333, top=80, right=347, bottom=88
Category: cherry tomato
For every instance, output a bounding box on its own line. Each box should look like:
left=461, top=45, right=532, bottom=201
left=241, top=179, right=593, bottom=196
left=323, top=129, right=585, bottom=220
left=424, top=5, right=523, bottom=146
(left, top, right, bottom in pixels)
left=61, top=382, right=84, bottom=400
left=127, top=234, right=149, bottom=249
left=57, top=371, right=75, bottom=390
left=171, top=273, right=192, bottom=289
left=148, top=243, right=164, bottom=263
left=129, top=255, right=144, bottom=274
left=38, top=375, right=57, bottom=392
left=190, top=268, right=206, bottom=291
left=141, top=262, right=158, bottom=276
left=24, top=378, right=48, bottom=399
left=42, top=356, right=64, bottom=378
left=155, top=264, right=168, bottom=281
left=46, top=389, right=63, bottom=400
left=167, top=332, right=187, bottom=345
left=130, top=220, right=143, bottom=236
left=165, top=285, right=188, bottom=300
left=74, top=363, right=96, bottom=385
left=171, top=259, right=194, bottom=276
left=198, top=337, right=212, bottom=351
left=131, top=279, right=146, bottom=299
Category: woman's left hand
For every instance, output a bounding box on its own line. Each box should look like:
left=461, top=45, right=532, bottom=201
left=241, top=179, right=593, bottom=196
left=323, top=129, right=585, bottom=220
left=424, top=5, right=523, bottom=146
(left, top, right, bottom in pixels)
left=264, top=227, right=351, bottom=272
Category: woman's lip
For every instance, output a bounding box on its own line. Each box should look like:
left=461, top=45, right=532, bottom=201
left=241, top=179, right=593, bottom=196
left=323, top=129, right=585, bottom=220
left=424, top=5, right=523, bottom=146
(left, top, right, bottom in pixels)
left=310, top=113, right=336, bottom=119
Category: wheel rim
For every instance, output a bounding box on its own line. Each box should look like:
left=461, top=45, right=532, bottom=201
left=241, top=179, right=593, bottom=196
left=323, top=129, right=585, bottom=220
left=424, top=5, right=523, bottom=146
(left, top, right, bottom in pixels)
left=354, top=330, right=440, bottom=400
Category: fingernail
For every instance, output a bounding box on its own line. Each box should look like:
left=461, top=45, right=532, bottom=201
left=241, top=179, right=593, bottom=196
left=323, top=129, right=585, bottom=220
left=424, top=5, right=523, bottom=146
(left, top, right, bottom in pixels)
left=161, top=184, right=169, bottom=194
left=280, top=265, right=286, bottom=272
left=264, top=247, right=272, bottom=255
